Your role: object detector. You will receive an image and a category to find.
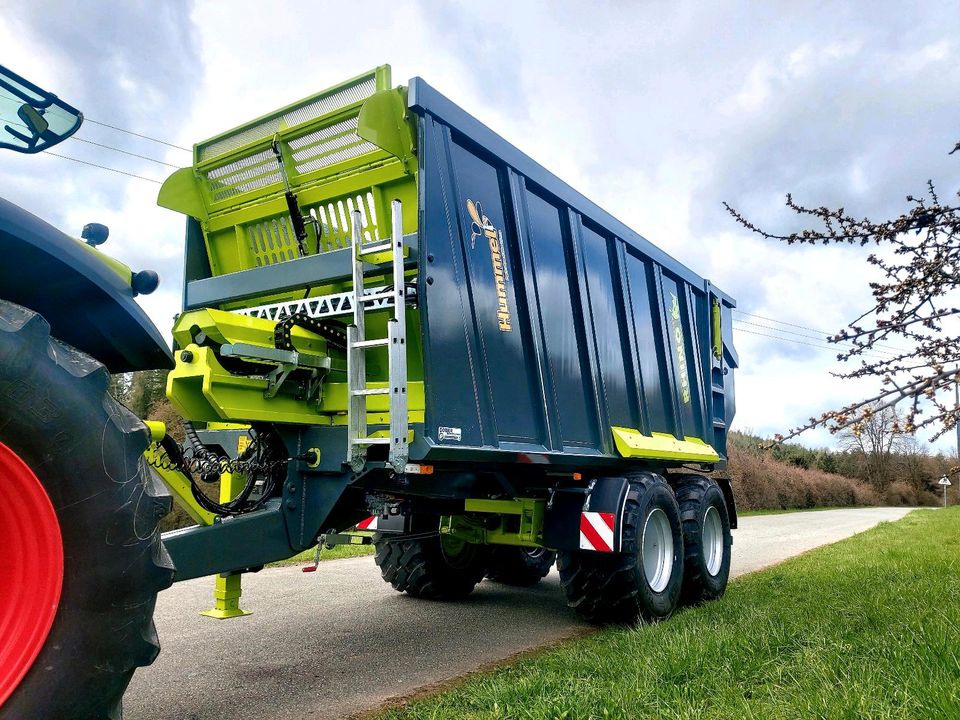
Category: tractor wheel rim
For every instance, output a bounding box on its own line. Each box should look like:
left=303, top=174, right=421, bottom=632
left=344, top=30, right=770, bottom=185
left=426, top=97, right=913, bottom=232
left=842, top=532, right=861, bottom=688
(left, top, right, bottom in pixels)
left=641, top=508, right=673, bottom=593
left=0, top=442, right=63, bottom=709
left=703, top=506, right=724, bottom=577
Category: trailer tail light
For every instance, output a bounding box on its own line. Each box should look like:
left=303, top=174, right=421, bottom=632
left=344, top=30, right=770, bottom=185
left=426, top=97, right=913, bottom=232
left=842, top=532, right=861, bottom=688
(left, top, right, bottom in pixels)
left=404, top=463, right=433, bottom=475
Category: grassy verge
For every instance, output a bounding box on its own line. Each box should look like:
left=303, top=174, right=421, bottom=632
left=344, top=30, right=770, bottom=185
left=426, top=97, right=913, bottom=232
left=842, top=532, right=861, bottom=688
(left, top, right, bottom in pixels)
left=267, top=542, right=375, bottom=567
left=380, top=508, right=960, bottom=719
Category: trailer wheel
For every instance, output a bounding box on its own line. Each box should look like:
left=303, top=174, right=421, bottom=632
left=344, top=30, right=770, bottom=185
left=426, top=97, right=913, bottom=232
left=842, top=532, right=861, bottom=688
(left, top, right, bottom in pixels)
left=672, top=475, right=732, bottom=605
left=485, top=547, right=557, bottom=586
left=557, top=472, right=683, bottom=624
left=0, top=301, right=173, bottom=720
left=374, top=527, right=488, bottom=600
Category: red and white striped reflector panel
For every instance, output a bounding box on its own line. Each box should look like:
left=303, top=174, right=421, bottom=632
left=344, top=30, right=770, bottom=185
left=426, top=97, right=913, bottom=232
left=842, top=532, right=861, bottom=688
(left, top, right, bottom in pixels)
left=356, top=515, right=378, bottom=530
left=579, top=511, right=615, bottom=552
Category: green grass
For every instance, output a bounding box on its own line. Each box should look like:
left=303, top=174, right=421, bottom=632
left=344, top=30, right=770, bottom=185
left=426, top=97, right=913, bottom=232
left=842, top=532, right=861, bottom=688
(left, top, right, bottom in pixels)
left=380, top=508, right=960, bottom=720
left=267, top=542, right=375, bottom=567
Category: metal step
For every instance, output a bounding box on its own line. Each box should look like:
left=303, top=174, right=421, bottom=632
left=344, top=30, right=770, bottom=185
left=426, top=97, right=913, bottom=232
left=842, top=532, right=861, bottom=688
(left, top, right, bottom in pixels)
left=357, top=242, right=392, bottom=257
left=359, top=290, right=395, bottom=303
left=352, top=338, right=390, bottom=349
left=351, top=437, right=391, bottom=445
left=350, top=388, right=390, bottom=396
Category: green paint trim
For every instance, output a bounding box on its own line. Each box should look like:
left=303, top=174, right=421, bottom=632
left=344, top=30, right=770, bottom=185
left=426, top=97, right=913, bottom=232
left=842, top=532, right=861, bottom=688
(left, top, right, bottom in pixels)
left=443, top=498, right=546, bottom=548
left=611, top=427, right=721, bottom=463
left=712, top=297, right=723, bottom=360
left=144, top=445, right=217, bottom=526
left=77, top=240, right=132, bottom=286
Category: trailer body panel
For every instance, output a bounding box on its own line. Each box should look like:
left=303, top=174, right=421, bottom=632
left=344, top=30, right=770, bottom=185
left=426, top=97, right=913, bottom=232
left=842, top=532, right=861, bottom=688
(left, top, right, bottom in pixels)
left=410, top=78, right=736, bottom=466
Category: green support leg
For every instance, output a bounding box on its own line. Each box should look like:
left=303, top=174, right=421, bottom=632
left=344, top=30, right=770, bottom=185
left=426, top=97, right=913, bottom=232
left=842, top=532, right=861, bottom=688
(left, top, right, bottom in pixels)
left=200, top=472, right=252, bottom=619
left=200, top=572, right=251, bottom=619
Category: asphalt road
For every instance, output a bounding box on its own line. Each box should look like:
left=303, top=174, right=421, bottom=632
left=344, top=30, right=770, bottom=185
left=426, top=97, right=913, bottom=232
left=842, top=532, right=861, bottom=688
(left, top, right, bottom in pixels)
left=125, top=506, right=913, bottom=720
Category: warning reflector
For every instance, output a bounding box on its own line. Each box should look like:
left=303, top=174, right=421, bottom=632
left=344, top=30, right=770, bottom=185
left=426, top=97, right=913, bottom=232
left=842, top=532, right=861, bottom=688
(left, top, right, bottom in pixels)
left=579, top=511, right=615, bottom=552
left=356, top=515, right=379, bottom=530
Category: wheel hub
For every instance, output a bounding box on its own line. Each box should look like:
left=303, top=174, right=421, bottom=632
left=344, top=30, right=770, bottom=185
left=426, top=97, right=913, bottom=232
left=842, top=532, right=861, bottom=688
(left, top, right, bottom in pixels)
left=702, top=505, right=724, bottom=576
left=0, top=442, right=64, bottom=708
left=641, top=507, right=673, bottom=593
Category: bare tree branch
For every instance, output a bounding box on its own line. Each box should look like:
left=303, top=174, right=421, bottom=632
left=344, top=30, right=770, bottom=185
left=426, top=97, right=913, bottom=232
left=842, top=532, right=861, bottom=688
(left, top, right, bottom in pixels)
left=727, top=144, right=960, bottom=445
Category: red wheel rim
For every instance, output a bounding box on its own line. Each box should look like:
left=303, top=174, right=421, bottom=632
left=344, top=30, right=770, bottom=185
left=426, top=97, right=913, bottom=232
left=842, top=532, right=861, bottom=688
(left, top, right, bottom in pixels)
left=0, top=442, right=63, bottom=708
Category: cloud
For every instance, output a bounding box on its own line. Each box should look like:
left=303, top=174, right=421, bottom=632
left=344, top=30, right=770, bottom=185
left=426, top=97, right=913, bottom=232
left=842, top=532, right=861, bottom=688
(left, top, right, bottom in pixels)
left=4, top=1, right=959, bottom=453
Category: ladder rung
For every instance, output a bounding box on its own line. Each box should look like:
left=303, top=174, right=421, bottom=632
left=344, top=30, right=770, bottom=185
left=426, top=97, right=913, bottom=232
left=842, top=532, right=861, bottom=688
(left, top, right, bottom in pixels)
left=352, top=338, right=389, bottom=349
left=360, top=290, right=395, bottom=303
left=351, top=388, right=390, bottom=396
left=358, top=242, right=392, bottom=256
left=351, top=437, right=391, bottom=445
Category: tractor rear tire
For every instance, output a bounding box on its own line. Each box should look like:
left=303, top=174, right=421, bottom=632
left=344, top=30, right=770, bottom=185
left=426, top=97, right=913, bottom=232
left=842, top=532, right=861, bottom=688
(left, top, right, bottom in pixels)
left=0, top=301, right=173, bottom=720
left=672, top=475, right=732, bottom=605
left=374, top=527, right=489, bottom=600
left=486, top=547, right=556, bottom=586
left=557, top=472, right=683, bottom=624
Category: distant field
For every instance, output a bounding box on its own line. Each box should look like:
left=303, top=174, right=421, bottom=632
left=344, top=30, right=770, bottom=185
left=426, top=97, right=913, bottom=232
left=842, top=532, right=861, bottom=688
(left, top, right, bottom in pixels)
left=378, top=508, right=960, bottom=720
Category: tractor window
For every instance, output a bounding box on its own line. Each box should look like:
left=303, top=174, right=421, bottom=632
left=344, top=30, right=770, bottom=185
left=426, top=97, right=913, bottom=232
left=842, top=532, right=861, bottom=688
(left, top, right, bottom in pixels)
left=0, top=64, right=82, bottom=154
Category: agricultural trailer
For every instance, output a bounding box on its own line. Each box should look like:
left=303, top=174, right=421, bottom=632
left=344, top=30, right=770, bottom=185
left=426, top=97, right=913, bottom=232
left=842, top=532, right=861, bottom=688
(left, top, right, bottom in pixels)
left=0, top=64, right=738, bottom=719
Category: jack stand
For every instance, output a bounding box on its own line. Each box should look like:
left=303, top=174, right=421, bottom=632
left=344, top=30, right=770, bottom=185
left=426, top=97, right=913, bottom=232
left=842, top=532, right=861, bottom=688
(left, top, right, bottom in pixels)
left=200, top=472, right=252, bottom=619
left=200, top=572, right=251, bottom=619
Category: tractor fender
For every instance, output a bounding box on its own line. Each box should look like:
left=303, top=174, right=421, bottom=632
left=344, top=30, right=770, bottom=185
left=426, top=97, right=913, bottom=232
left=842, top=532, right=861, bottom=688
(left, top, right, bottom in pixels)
left=0, top=196, right=173, bottom=372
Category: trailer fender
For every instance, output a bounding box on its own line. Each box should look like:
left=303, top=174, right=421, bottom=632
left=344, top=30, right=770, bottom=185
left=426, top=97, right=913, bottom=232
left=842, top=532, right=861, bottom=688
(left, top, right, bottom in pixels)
left=544, top=477, right=630, bottom=553
left=0, top=197, right=172, bottom=372
left=713, top=476, right=738, bottom=529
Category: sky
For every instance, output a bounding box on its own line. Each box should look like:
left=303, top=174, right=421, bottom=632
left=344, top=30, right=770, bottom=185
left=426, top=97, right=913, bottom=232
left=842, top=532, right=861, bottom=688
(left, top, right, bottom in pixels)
left=2, top=1, right=959, bottom=452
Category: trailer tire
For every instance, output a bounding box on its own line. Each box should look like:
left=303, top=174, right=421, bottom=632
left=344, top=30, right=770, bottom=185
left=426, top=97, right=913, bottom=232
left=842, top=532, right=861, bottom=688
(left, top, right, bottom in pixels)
left=0, top=301, right=173, bottom=720
left=557, top=472, right=683, bottom=624
left=485, top=547, right=556, bottom=586
left=672, top=475, right=732, bottom=605
left=374, top=530, right=488, bottom=600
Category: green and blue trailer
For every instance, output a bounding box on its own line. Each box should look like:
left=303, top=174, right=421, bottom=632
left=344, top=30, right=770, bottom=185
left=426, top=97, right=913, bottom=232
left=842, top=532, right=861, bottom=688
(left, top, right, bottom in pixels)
left=0, top=64, right=737, bottom=718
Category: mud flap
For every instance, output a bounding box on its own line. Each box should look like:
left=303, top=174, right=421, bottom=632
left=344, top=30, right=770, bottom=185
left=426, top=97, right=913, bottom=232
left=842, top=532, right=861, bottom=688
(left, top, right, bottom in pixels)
left=543, top=477, right=630, bottom=553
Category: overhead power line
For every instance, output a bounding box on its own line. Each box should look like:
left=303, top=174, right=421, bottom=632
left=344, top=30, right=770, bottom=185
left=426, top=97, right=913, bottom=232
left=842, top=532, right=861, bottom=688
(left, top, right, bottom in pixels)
left=733, top=309, right=906, bottom=353
left=43, top=151, right=162, bottom=184
left=734, top=319, right=897, bottom=357
left=71, top=136, right=180, bottom=168
left=733, top=325, right=892, bottom=360
left=83, top=117, right=191, bottom=153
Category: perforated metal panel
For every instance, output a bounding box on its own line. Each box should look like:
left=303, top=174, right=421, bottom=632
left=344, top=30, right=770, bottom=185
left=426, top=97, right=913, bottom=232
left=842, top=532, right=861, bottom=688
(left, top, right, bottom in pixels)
left=204, top=148, right=281, bottom=203
left=245, top=215, right=300, bottom=266
left=198, top=76, right=378, bottom=163
left=289, top=116, right=379, bottom=176
left=308, top=192, right=380, bottom=252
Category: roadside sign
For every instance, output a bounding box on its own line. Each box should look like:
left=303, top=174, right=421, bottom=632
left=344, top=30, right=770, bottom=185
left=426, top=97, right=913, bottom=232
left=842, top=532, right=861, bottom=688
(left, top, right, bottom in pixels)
left=939, top=477, right=952, bottom=486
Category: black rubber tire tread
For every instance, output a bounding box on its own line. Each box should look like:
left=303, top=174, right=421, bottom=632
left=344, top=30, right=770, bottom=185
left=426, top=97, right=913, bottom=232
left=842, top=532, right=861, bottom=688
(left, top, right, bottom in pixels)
left=373, top=532, right=489, bottom=600
left=0, top=301, right=173, bottom=720
left=485, top=547, right=557, bottom=586
left=557, top=471, right=684, bottom=625
left=672, top=474, right=732, bottom=605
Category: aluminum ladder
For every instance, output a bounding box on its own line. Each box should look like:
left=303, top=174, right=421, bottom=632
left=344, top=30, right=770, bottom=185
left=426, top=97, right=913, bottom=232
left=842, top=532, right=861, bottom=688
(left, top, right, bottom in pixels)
left=346, top=200, right=408, bottom=472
